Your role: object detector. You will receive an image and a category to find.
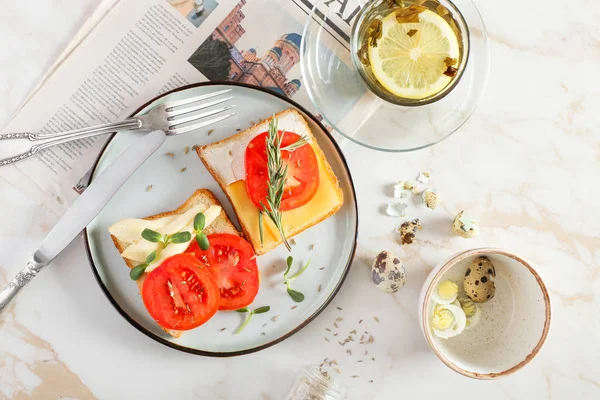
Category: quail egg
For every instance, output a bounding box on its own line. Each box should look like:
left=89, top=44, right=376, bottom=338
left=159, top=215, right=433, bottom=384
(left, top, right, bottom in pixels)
left=458, top=297, right=481, bottom=330
left=372, top=251, right=407, bottom=294
left=452, top=210, right=480, bottom=238
left=431, top=303, right=467, bottom=339
left=422, top=189, right=441, bottom=210
left=464, top=257, right=496, bottom=303
left=431, top=280, right=458, bottom=304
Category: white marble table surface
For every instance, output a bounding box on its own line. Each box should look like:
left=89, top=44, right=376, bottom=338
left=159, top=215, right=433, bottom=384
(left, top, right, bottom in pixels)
left=0, top=0, right=599, bottom=399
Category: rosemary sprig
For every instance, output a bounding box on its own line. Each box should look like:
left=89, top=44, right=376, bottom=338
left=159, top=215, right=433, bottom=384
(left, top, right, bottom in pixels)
left=258, top=117, right=307, bottom=251
left=281, top=135, right=308, bottom=152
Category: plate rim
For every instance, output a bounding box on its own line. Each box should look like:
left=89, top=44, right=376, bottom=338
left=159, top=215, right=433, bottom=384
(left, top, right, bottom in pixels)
left=83, top=81, right=359, bottom=357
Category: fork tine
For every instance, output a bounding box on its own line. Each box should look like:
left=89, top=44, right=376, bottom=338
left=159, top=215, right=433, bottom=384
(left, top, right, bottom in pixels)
left=169, top=113, right=236, bottom=135
left=165, top=89, right=232, bottom=109
left=169, top=105, right=235, bottom=126
left=167, top=96, right=233, bottom=118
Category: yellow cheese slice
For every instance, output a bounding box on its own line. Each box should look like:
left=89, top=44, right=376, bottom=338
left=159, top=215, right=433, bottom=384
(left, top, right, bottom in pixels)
left=226, top=157, right=342, bottom=251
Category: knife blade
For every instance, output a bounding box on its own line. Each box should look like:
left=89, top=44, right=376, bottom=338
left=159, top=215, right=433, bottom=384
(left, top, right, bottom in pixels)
left=0, top=130, right=166, bottom=314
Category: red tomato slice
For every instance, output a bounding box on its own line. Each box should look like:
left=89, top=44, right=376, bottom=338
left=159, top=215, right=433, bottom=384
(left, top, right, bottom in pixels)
left=187, top=234, right=259, bottom=311
left=142, top=253, right=219, bottom=331
left=245, top=131, right=319, bottom=211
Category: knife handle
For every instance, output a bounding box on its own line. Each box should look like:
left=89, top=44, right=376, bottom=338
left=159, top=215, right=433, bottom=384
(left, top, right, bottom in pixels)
left=0, top=257, right=46, bottom=314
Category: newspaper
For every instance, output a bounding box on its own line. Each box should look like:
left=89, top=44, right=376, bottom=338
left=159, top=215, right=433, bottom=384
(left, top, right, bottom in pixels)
left=0, top=0, right=364, bottom=216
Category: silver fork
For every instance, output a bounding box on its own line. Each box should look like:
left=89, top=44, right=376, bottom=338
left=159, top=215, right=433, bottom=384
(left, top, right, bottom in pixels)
left=0, top=89, right=235, bottom=167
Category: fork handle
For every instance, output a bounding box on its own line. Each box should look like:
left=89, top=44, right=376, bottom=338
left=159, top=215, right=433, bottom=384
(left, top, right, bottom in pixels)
left=0, top=118, right=142, bottom=167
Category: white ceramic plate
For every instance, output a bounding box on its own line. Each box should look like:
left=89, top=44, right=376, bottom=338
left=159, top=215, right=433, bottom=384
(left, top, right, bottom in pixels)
left=85, top=83, right=358, bottom=356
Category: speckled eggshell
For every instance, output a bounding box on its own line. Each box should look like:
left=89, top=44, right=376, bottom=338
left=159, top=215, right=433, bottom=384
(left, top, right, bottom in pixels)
left=372, top=251, right=407, bottom=294
left=464, top=257, right=496, bottom=303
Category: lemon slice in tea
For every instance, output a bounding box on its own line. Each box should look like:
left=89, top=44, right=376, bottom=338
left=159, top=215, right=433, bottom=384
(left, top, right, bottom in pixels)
left=369, top=10, right=460, bottom=100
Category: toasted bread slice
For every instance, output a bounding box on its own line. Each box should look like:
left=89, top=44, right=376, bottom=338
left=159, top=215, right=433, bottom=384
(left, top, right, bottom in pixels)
left=110, top=189, right=240, bottom=338
left=197, top=109, right=344, bottom=255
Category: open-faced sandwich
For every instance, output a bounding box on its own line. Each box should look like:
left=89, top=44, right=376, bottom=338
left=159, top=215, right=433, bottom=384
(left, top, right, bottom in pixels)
left=108, top=109, right=344, bottom=337
left=197, top=109, right=344, bottom=255
left=109, top=189, right=259, bottom=338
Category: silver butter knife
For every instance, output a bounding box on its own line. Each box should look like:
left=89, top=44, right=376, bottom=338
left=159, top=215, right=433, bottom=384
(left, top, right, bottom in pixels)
left=0, top=130, right=166, bottom=314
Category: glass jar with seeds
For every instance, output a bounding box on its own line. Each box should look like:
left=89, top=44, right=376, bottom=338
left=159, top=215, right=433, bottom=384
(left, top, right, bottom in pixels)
left=285, top=365, right=347, bottom=400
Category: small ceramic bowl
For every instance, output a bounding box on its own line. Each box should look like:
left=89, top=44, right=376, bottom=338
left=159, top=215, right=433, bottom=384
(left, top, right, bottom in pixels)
left=419, top=248, right=551, bottom=379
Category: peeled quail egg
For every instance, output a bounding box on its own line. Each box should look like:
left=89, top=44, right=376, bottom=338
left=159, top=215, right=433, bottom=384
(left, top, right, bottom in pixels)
left=372, top=251, right=407, bottom=294
left=464, top=257, right=496, bottom=303
left=452, top=210, right=480, bottom=238
left=458, top=297, right=481, bottom=330
left=431, top=280, right=458, bottom=304
left=431, top=303, right=467, bottom=339
left=422, top=189, right=441, bottom=210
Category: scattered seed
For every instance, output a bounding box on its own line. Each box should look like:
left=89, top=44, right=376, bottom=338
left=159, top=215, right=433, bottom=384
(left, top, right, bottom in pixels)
left=165, top=152, right=175, bottom=158
left=290, top=238, right=297, bottom=245
left=351, top=375, right=359, bottom=378
left=261, top=332, right=266, bottom=336
left=336, top=307, right=343, bottom=311
left=346, top=349, right=352, bottom=355
left=184, top=146, right=190, bottom=154
left=317, top=284, right=322, bottom=293
left=359, top=319, right=363, bottom=324
left=180, top=167, right=187, bottom=173
left=319, top=267, right=325, bottom=270
left=333, top=333, right=338, bottom=337
left=350, top=329, right=356, bottom=335
left=262, top=323, right=267, bottom=328
left=325, top=337, right=330, bottom=342
left=220, top=327, right=226, bottom=332
left=192, top=145, right=199, bottom=151
left=358, top=360, right=363, bottom=363
left=335, top=367, right=341, bottom=374
left=291, top=305, right=298, bottom=310
left=369, top=380, right=374, bottom=383
left=336, top=317, right=343, bottom=322
left=228, top=150, right=233, bottom=157
left=372, top=357, right=375, bottom=361
left=374, top=316, right=380, bottom=323
left=334, top=322, right=339, bottom=329
left=146, top=185, right=153, bottom=192
left=236, top=128, right=241, bottom=131
left=310, top=244, right=316, bottom=251
left=272, top=315, right=279, bottom=322
left=208, top=129, right=214, bottom=135
left=365, top=350, right=368, bottom=356
left=326, top=328, right=331, bottom=332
